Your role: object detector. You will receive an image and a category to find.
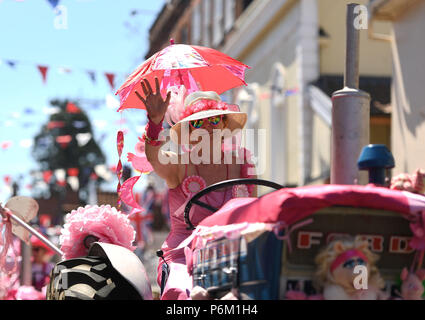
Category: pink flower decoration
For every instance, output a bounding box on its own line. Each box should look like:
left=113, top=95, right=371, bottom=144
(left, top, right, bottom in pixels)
left=59, top=205, right=136, bottom=260
left=182, top=175, right=206, bottom=197
left=181, top=99, right=228, bottom=120
left=232, top=184, right=250, bottom=198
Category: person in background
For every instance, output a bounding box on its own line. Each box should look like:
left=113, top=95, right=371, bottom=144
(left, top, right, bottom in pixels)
left=31, top=235, right=55, bottom=291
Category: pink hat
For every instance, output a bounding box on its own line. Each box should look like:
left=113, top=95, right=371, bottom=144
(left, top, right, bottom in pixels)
left=167, top=90, right=247, bottom=144
left=31, top=235, right=55, bottom=256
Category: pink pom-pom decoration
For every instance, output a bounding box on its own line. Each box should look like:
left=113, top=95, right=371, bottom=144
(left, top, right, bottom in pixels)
left=59, top=205, right=136, bottom=260
left=181, top=99, right=228, bottom=120
left=182, top=175, right=206, bottom=197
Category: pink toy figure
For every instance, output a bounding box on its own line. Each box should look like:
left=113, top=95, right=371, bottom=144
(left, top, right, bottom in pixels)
left=127, top=139, right=153, bottom=173
left=400, top=268, right=425, bottom=300
left=391, top=168, right=425, bottom=194
left=314, top=237, right=387, bottom=300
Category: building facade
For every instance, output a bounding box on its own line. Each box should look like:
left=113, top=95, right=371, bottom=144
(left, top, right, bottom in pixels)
left=370, top=0, right=425, bottom=175
left=146, top=0, right=393, bottom=188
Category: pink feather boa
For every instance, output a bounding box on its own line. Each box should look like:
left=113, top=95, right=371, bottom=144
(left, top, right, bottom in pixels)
left=59, top=205, right=136, bottom=260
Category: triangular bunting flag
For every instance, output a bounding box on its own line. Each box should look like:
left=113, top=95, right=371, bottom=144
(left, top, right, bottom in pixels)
left=105, top=72, right=115, bottom=90
left=47, top=0, right=59, bottom=8
left=37, top=65, right=49, bottom=84
left=66, top=102, right=81, bottom=113
left=76, top=133, right=92, bottom=147
left=6, top=61, right=16, bottom=68
left=87, top=71, right=96, bottom=84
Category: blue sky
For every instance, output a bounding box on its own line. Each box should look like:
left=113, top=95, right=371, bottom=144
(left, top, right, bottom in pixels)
left=0, top=0, right=165, bottom=202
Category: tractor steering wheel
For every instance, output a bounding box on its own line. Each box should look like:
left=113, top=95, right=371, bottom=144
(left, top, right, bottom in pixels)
left=184, top=178, right=285, bottom=230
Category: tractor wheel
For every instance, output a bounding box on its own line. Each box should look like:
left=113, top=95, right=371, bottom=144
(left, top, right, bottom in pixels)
left=46, top=256, right=142, bottom=300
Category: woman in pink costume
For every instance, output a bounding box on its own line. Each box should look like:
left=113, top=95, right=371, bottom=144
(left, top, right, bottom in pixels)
left=136, top=78, right=257, bottom=299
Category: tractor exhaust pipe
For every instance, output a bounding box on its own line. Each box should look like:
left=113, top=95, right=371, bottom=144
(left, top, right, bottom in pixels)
left=331, top=3, right=370, bottom=185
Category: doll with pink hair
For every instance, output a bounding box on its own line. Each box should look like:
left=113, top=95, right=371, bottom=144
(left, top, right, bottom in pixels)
left=314, top=237, right=388, bottom=300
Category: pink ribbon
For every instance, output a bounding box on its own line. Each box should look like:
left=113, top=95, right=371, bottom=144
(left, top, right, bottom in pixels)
left=0, top=206, right=18, bottom=275
left=330, top=249, right=369, bottom=273
left=273, top=218, right=314, bottom=253
left=116, top=131, right=124, bottom=210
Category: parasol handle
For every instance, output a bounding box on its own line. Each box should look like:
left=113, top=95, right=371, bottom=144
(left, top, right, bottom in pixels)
left=1, top=208, right=63, bottom=256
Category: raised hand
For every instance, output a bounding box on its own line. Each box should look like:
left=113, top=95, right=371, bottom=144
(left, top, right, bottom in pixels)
left=135, top=77, right=171, bottom=124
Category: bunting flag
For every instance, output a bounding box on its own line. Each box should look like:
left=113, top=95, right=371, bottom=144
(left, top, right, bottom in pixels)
left=105, top=72, right=115, bottom=90
left=3, top=175, right=11, bottom=185
left=19, top=139, right=33, bottom=148
left=67, top=176, right=79, bottom=191
left=23, top=107, right=35, bottom=114
left=87, top=71, right=96, bottom=84
left=57, top=66, right=71, bottom=74
left=43, top=170, right=53, bottom=183
left=72, top=120, right=86, bottom=129
left=37, top=65, right=49, bottom=84
left=43, top=106, right=61, bottom=115
left=47, top=120, right=65, bottom=129
left=56, top=135, right=72, bottom=148
left=259, top=87, right=299, bottom=100
left=6, top=61, right=16, bottom=68
left=66, top=102, right=81, bottom=113
left=1, top=141, right=12, bottom=150
left=76, top=133, right=92, bottom=147
left=67, top=168, right=79, bottom=177
left=47, top=0, right=59, bottom=8
left=0, top=57, right=125, bottom=86
left=54, top=169, right=66, bottom=183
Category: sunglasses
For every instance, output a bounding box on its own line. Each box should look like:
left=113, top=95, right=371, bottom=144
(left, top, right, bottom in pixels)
left=190, top=115, right=223, bottom=129
left=342, top=258, right=366, bottom=269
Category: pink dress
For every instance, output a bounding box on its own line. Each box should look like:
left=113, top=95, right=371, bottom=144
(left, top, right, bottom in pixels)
left=158, top=151, right=255, bottom=300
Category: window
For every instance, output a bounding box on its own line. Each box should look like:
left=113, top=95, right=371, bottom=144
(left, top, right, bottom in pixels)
left=242, top=0, right=253, bottom=10
left=212, top=0, right=224, bottom=47
left=224, top=0, right=235, bottom=33
left=180, top=26, right=188, bottom=44
left=202, top=0, right=211, bottom=46
left=191, top=4, right=201, bottom=44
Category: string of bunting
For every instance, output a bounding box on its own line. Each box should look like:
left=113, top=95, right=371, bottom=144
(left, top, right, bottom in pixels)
left=0, top=57, right=123, bottom=90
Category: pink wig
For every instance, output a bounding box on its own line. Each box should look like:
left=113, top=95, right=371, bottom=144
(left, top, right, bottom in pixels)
left=59, top=205, right=136, bottom=260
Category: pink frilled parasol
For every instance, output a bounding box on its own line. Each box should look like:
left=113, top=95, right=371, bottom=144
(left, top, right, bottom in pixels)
left=116, top=41, right=249, bottom=111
